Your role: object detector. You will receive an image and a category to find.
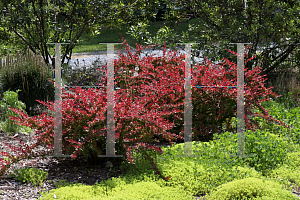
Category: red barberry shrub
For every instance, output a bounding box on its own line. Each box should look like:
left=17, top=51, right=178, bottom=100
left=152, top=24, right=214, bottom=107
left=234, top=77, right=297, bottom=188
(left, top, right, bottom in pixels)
left=0, top=39, right=290, bottom=182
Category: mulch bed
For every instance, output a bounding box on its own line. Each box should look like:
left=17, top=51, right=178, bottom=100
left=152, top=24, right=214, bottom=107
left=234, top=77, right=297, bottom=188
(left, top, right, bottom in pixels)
left=0, top=128, right=129, bottom=199
left=0, top=123, right=179, bottom=199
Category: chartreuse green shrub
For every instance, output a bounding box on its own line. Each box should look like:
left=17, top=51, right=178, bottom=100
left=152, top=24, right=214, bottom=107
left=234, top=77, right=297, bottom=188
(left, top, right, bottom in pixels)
left=38, top=177, right=195, bottom=200
left=250, top=97, right=300, bottom=149
left=37, top=130, right=300, bottom=199
left=148, top=140, right=264, bottom=197
left=205, top=177, right=297, bottom=200
left=149, top=128, right=298, bottom=196
left=211, top=129, right=296, bottom=177
left=36, top=140, right=263, bottom=199
left=265, top=151, right=300, bottom=193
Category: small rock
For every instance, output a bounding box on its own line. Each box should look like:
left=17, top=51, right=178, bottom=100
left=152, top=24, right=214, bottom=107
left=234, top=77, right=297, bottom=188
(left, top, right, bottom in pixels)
left=105, top=161, right=113, bottom=168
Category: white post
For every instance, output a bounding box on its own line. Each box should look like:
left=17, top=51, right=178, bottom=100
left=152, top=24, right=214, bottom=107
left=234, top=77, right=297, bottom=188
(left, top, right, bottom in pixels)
left=98, top=43, right=123, bottom=158
left=46, top=42, right=69, bottom=158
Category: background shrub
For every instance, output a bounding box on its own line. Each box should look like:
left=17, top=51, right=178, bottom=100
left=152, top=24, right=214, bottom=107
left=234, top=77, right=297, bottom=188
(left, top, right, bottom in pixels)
left=61, top=57, right=106, bottom=89
left=0, top=47, right=55, bottom=117
left=213, top=130, right=295, bottom=177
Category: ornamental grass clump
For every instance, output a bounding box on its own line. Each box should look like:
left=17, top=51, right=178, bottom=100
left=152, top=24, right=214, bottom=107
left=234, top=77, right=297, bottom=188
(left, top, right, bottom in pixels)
left=0, top=47, right=55, bottom=117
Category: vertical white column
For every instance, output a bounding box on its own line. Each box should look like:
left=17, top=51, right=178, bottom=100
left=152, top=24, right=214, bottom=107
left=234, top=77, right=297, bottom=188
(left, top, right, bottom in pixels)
left=236, top=43, right=245, bottom=157
left=46, top=42, right=69, bottom=158
left=106, top=43, right=116, bottom=156
left=176, top=43, right=200, bottom=158
left=98, top=43, right=123, bottom=158
left=230, top=42, right=252, bottom=157
left=175, top=42, right=249, bottom=158
left=183, top=43, right=193, bottom=156
left=54, top=43, right=63, bottom=157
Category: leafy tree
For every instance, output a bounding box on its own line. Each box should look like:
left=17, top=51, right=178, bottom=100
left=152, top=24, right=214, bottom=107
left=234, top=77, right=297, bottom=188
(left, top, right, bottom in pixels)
left=0, top=0, right=161, bottom=67
left=151, top=0, right=169, bottom=21
left=132, top=0, right=300, bottom=79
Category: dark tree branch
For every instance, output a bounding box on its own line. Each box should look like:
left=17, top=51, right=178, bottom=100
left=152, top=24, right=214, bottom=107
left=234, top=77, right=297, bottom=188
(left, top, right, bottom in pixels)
left=9, top=27, right=35, bottom=54
left=263, top=41, right=298, bottom=75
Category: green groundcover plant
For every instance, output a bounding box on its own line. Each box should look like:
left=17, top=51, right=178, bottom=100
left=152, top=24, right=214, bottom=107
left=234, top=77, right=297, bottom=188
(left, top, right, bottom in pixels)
left=9, top=166, right=48, bottom=187
left=0, top=89, right=34, bottom=134
left=37, top=126, right=300, bottom=199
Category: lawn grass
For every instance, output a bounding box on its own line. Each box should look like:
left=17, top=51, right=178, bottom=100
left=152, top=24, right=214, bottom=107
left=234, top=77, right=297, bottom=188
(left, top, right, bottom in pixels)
left=66, top=18, right=201, bottom=54
left=0, top=18, right=202, bottom=57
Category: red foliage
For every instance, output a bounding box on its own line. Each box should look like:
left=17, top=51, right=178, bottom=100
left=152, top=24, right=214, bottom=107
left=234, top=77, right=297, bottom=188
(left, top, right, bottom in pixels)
left=188, top=45, right=290, bottom=140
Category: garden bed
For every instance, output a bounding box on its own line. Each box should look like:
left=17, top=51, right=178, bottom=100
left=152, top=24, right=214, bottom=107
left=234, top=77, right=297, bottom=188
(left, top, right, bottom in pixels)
left=0, top=126, right=176, bottom=199
left=1, top=128, right=300, bottom=199
left=1, top=98, right=300, bottom=199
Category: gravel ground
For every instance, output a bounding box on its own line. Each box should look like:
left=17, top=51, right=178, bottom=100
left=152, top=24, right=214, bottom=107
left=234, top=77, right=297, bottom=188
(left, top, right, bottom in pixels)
left=52, top=48, right=205, bottom=71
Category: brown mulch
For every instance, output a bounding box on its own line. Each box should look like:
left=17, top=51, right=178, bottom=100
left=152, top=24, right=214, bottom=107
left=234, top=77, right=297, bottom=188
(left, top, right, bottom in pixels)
left=0, top=128, right=131, bottom=200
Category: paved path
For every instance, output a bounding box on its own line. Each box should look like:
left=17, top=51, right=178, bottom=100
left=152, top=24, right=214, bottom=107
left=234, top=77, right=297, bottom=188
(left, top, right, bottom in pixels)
left=55, top=48, right=205, bottom=70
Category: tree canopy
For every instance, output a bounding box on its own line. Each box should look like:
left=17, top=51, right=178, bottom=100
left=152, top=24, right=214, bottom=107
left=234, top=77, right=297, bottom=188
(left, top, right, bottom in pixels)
left=132, top=0, right=300, bottom=78
left=0, top=0, right=162, bottom=66
left=1, top=0, right=299, bottom=78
